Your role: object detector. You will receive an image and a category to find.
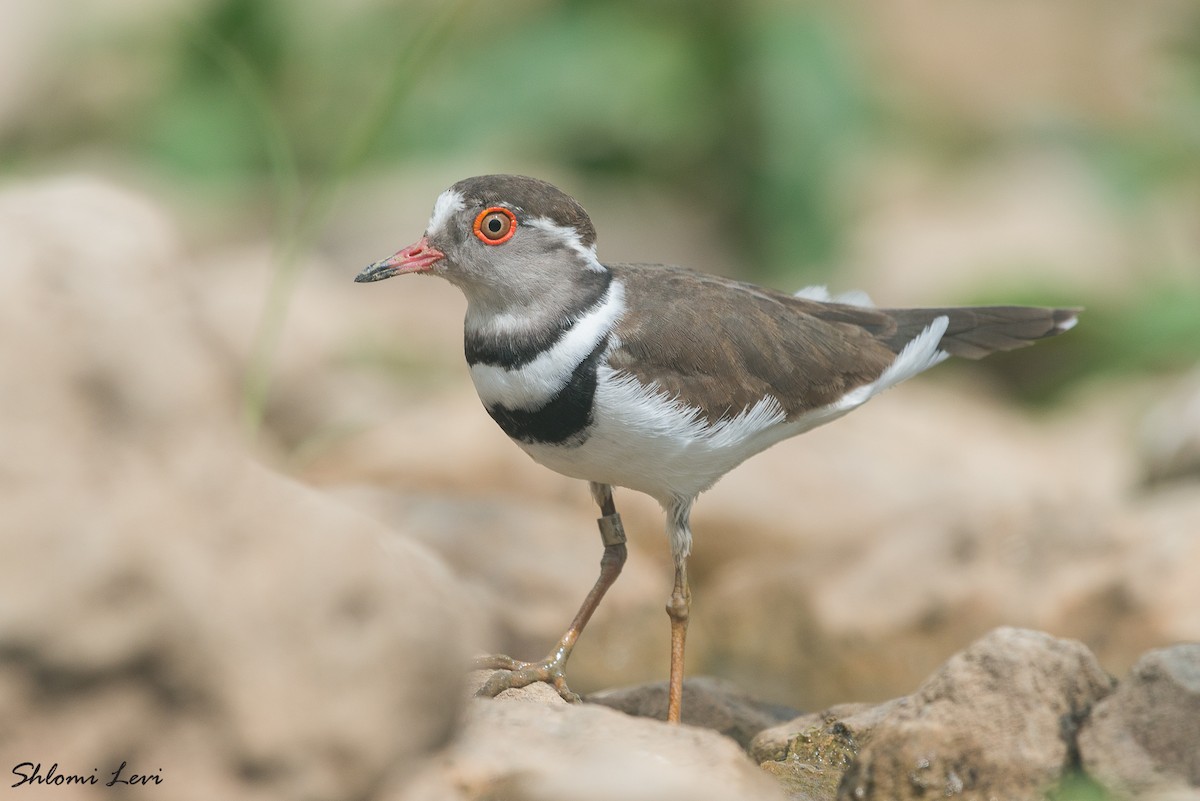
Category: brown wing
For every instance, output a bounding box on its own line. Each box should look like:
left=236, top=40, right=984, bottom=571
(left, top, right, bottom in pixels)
left=880, top=305, right=1080, bottom=359
left=606, top=264, right=1077, bottom=424
left=606, top=264, right=900, bottom=422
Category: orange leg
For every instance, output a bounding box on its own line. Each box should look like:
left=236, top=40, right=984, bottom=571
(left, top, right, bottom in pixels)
left=474, top=485, right=627, bottom=702
left=665, top=559, right=691, bottom=723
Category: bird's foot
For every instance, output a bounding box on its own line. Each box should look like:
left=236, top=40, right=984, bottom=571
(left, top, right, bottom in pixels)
left=472, top=650, right=580, bottom=703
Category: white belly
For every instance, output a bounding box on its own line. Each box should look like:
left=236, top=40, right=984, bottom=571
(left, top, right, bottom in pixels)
left=517, top=365, right=796, bottom=504
left=498, top=314, right=953, bottom=506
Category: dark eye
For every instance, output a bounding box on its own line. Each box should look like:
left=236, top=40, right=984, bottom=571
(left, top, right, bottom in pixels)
left=473, top=207, right=516, bottom=244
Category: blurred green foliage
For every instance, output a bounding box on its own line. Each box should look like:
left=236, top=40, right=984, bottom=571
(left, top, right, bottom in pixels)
left=1046, top=773, right=1114, bottom=801
left=3, top=0, right=1198, bottom=407
left=389, top=1, right=872, bottom=277
left=7, top=0, right=876, bottom=278
left=956, top=281, right=1200, bottom=404
left=8, top=0, right=1198, bottom=275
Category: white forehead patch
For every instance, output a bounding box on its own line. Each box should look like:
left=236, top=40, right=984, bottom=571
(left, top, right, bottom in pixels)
left=426, top=189, right=465, bottom=236
left=527, top=217, right=604, bottom=272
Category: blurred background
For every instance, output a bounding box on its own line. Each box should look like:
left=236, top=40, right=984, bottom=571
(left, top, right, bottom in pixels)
left=3, top=0, right=1199, bottom=798
left=6, top=0, right=1200, bottom=399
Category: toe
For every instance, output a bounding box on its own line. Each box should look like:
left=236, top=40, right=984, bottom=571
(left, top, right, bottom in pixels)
left=472, top=653, right=524, bottom=670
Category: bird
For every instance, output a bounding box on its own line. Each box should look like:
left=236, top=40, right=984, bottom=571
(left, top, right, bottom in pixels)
left=354, top=174, right=1078, bottom=724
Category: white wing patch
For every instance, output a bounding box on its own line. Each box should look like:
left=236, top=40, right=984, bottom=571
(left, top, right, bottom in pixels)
left=797, top=314, right=950, bottom=428
left=793, top=285, right=875, bottom=307
left=871, top=314, right=951, bottom=393
left=469, top=282, right=625, bottom=410
left=598, top=368, right=787, bottom=455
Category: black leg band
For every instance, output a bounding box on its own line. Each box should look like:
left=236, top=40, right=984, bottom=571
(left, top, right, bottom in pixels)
left=597, top=512, right=627, bottom=547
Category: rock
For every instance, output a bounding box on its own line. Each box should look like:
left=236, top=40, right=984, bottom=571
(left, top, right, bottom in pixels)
left=0, top=176, right=480, bottom=801
left=839, top=629, right=1113, bottom=800
left=751, top=701, right=901, bottom=765
left=1079, top=644, right=1200, bottom=798
left=754, top=628, right=1115, bottom=801
left=1139, top=369, right=1200, bottom=487
left=1066, top=486, right=1200, bottom=669
left=394, top=692, right=788, bottom=801
left=0, top=175, right=237, bottom=459
left=754, top=702, right=902, bottom=801
left=586, top=676, right=802, bottom=749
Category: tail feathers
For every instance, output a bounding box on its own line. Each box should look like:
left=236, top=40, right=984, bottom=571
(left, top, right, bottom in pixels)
left=885, top=306, right=1080, bottom=360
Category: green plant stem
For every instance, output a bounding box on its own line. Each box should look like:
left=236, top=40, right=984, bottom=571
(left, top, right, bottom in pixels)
left=239, top=0, right=473, bottom=437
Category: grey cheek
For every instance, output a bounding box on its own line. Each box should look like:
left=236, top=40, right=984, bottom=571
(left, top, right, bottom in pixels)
left=441, top=226, right=468, bottom=246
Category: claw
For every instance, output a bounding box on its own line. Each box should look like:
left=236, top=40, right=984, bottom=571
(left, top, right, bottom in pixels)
left=469, top=500, right=628, bottom=709
left=472, top=652, right=580, bottom=703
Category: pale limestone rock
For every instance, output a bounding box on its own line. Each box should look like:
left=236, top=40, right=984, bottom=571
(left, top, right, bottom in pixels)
left=754, top=628, right=1114, bottom=801
left=396, top=693, right=787, bottom=801
left=1079, top=645, right=1200, bottom=799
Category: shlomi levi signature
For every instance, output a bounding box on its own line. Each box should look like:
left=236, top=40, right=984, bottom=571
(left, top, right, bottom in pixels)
left=11, top=761, right=162, bottom=788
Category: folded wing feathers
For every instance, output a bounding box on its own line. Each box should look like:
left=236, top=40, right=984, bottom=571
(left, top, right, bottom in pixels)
left=608, top=266, right=1078, bottom=424
left=883, top=306, right=1080, bottom=360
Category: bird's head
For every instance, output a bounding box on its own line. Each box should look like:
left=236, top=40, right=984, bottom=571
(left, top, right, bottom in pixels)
left=355, top=175, right=608, bottom=317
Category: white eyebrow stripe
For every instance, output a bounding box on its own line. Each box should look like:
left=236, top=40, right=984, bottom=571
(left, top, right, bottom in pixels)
left=527, top=217, right=604, bottom=272
left=426, top=189, right=465, bottom=236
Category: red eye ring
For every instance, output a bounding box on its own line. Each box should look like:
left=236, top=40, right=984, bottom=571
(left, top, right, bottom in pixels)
left=472, top=207, right=517, bottom=245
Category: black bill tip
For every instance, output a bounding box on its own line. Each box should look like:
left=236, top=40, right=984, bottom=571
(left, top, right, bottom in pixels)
left=354, top=261, right=395, bottom=283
